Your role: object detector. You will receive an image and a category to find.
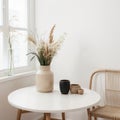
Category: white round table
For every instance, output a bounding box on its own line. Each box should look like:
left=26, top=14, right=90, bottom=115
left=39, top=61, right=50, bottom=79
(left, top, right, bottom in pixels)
left=8, top=86, right=100, bottom=120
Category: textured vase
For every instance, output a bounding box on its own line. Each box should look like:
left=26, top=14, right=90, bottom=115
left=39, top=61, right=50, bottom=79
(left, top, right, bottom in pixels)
left=36, top=66, right=54, bottom=92
left=59, top=80, right=70, bottom=94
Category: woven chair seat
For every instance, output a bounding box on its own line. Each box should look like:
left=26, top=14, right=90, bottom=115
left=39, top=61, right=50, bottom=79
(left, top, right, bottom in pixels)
left=91, top=105, right=120, bottom=119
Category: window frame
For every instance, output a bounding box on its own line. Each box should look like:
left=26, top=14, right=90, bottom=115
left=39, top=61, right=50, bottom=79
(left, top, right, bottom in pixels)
left=0, top=0, right=36, bottom=77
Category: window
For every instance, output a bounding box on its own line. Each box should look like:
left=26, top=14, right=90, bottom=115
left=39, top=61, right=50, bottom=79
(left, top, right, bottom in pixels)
left=0, top=0, right=3, bottom=25
left=9, top=0, right=28, bottom=28
left=0, top=33, right=3, bottom=69
left=0, top=0, right=35, bottom=76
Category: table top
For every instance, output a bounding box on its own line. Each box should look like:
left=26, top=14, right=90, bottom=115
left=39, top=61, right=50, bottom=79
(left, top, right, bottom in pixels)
left=8, top=86, right=100, bottom=113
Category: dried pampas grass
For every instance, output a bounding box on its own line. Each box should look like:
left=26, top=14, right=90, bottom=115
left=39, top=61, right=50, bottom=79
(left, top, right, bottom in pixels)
left=27, top=25, right=66, bottom=66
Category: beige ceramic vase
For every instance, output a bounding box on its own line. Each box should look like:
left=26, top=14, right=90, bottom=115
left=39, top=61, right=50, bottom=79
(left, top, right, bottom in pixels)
left=36, top=66, right=54, bottom=92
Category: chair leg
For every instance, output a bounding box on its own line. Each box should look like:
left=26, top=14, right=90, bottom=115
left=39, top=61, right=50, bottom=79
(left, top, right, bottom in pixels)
left=17, top=109, right=22, bottom=120
left=94, top=117, right=97, bottom=120
left=87, top=108, right=92, bottom=120
left=62, top=112, right=65, bottom=120
left=88, top=113, right=92, bottom=120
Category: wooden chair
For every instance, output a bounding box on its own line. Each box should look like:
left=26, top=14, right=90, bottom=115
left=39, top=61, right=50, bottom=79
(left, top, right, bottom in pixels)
left=17, top=109, right=65, bottom=120
left=87, top=69, right=120, bottom=120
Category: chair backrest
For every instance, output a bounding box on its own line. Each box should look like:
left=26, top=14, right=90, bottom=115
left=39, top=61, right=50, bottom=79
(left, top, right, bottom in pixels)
left=89, top=69, right=120, bottom=107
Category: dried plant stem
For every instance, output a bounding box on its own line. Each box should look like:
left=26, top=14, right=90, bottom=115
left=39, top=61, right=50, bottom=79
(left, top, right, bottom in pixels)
left=49, top=25, right=55, bottom=44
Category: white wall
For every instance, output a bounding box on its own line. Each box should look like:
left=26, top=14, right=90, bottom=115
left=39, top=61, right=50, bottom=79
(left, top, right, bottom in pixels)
left=36, top=0, right=120, bottom=120
left=35, top=0, right=120, bottom=86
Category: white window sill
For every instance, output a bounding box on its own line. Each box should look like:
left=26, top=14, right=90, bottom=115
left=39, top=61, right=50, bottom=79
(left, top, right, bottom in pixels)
left=0, top=71, right=36, bottom=83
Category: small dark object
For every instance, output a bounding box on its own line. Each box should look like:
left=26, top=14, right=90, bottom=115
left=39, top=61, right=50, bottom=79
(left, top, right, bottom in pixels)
left=59, top=80, right=70, bottom=94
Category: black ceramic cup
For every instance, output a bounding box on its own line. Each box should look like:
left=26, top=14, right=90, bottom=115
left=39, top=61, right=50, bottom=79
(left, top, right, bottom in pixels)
left=59, top=80, right=70, bottom=94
